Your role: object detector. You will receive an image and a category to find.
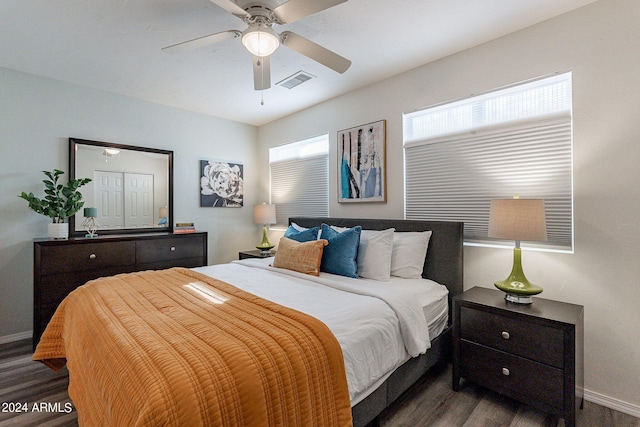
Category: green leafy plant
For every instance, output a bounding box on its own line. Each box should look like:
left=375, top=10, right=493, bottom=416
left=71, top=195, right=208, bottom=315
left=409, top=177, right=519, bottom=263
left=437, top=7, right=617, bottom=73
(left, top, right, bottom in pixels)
left=19, top=169, right=92, bottom=223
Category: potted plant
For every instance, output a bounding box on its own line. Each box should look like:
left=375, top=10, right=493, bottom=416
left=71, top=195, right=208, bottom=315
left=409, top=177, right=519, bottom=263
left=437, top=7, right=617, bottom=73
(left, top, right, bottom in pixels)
left=19, top=169, right=92, bottom=239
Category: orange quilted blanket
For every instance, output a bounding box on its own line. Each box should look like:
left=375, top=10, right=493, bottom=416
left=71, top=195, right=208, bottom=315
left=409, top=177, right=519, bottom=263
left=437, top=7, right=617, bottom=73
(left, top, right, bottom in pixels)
left=33, top=267, right=352, bottom=427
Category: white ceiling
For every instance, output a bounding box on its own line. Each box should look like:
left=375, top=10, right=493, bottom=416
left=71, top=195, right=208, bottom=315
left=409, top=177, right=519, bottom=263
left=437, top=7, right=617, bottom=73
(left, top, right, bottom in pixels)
left=1, top=0, right=597, bottom=126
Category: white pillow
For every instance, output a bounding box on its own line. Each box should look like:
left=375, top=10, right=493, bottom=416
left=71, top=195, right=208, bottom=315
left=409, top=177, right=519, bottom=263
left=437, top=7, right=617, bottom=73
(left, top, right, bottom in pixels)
left=390, top=231, right=432, bottom=279
left=291, top=222, right=308, bottom=231
left=329, top=226, right=395, bottom=281
left=357, top=228, right=395, bottom=281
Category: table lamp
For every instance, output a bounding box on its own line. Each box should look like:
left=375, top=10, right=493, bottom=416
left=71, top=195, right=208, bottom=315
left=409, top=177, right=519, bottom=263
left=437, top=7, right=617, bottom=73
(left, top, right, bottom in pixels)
left=253, top=203, right=276, bottom=255
left=82, top=207, right=100, bottom=238
left=488, top=197, right=547, bottom=304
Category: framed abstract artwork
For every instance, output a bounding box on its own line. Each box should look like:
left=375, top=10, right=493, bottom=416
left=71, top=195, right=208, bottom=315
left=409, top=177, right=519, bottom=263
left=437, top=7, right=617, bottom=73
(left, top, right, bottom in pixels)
left=338, top=120, right=386, bottom=203
left=200, top=160, right=244, bottom=207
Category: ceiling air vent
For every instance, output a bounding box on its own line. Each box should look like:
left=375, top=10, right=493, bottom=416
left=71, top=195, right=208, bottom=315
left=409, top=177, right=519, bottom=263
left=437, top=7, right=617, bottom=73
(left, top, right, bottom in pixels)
left=277, top=71, right=316, bottom=89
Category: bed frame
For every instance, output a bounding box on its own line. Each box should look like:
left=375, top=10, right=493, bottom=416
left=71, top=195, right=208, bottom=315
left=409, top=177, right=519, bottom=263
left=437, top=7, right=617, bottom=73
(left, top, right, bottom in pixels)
left=290, top=217, right=464, bottom=427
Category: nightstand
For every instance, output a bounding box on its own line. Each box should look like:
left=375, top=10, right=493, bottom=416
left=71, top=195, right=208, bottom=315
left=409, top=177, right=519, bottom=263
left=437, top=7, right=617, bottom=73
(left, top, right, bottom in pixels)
left=238, top=249, right=275, bottom=260
left=452, top=287, right=584, bottom=427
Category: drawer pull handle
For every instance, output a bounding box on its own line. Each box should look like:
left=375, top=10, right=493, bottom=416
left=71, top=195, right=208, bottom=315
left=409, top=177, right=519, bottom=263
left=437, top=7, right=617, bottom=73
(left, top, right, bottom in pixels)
left=502, top=367, right=510, bottom=376
left=170, top=246, right=176, bottom=251
left=501, top=331, right=510, bottom=340
left=89, top=253, right=96, bottom=260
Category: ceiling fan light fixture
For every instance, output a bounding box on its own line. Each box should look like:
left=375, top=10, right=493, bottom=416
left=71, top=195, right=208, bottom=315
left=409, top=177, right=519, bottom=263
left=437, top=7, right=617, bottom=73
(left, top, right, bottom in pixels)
left=241, top=22, right=280, bottom=57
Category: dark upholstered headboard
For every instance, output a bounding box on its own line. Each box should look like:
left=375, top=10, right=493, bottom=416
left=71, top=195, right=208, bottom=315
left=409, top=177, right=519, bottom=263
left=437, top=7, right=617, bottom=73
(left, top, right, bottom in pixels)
left=289, top=217, right=464, bottom=300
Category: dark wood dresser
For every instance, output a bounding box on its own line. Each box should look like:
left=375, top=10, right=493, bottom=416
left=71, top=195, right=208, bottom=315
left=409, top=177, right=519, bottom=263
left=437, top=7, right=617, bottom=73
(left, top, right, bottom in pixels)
left=452, top=286, right=584, bottom=427
left=33, top=232, right=208, bottom=349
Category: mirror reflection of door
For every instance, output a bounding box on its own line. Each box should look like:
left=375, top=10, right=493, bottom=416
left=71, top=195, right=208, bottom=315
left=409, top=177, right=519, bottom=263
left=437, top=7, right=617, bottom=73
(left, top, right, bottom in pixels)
left=125, top=173, right=154, bottom=228
left=95, top=171, right=124, bottom=229
left=95, top=171, right=154, bottom=228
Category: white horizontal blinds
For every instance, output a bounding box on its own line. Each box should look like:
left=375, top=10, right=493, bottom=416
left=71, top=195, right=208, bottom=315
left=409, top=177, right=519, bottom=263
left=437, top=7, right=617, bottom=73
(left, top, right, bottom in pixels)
left=404, top=73, right=573, bottom=250
left=270, top=136, right=329, bottom=227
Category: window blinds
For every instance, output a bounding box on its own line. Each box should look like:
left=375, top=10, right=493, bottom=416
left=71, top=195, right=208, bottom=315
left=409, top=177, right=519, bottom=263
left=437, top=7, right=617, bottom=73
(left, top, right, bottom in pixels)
left=403, top=73, right=573, bottom=250
left=270, top=154, right=329, bottom=227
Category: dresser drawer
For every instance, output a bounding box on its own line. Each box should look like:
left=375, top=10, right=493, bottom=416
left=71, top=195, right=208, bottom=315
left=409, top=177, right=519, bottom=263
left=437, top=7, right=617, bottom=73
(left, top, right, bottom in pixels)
left=460, top=340, right=564, bottom=412
left=38, top=266, right=137, bottom=304
left=460, top=306, right=564, bottom=368
left=39, top=241, right=136, bottom=275
left=136, top=235, right=205, bottom=264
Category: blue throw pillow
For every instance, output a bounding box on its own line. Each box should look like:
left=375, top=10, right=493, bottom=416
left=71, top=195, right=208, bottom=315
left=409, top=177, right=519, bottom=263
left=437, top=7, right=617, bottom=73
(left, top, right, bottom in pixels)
left=283, top=225, right=320, bottom=242
left=319, top=224, right=362, bottom=278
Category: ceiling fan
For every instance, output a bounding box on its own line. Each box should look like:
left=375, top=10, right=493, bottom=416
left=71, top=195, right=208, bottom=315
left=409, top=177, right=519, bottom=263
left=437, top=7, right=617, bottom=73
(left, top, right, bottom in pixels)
left=163, top=0, right=352, bottom=91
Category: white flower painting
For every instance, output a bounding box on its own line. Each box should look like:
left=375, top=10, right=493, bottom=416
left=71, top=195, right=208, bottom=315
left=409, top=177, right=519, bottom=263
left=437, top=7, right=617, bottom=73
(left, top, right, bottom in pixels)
left=200, top=160, right=244, bottom=207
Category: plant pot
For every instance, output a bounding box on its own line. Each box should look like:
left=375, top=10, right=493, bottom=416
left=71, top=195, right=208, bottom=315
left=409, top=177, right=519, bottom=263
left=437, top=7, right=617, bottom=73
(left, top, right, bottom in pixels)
left=48, top=223, right=69, bottom=240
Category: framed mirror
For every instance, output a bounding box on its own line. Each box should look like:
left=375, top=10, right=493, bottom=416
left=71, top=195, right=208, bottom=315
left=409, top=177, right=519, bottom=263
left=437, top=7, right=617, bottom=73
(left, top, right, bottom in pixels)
left=69, top=138, right=173, bottom=236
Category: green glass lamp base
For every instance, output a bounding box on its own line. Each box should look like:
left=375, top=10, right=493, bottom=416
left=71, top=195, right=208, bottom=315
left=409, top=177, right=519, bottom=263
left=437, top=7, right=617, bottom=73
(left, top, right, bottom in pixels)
left=256, top=225, right=274, bottom=255
left=494, top=247, right=543, bottom=304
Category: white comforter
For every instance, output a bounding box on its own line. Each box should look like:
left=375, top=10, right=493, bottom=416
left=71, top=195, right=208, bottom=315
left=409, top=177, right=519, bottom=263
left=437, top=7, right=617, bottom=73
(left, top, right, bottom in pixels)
left=194, top=258, right=448, bottom=405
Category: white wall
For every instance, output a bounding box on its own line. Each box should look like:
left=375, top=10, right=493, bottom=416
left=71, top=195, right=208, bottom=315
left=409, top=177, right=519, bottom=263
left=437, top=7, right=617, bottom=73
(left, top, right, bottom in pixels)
left=0, top=68, right=258, bottom=339
left=258, top=0, right=640, bottom=414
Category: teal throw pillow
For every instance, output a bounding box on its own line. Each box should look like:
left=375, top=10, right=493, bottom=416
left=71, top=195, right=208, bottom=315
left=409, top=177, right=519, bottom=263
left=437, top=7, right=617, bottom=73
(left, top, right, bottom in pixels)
left=283, top=225, right=320, bottom=242
left=319, top=224, right=362, bottom=278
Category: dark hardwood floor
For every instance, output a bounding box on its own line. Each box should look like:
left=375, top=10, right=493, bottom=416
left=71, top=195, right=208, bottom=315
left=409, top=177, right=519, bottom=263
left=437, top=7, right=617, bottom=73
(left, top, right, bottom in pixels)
left=1, top=339, right=638, bottom=426
left=0, top=339, right=76, bottom=427
left=376, top=363, right=639, bottom=427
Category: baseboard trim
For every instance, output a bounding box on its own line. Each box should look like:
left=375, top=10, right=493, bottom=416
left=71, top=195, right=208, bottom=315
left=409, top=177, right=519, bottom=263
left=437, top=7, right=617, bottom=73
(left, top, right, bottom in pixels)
left=585, top=388, right=640, bottom=418
left=0, top=330, right=32, bottom=345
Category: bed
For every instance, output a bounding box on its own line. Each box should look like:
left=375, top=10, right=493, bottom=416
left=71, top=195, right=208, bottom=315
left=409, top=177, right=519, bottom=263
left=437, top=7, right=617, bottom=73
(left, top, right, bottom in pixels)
left=33, top=217, right=463, bottom=427
left=289, top=218, right=464, bottom=426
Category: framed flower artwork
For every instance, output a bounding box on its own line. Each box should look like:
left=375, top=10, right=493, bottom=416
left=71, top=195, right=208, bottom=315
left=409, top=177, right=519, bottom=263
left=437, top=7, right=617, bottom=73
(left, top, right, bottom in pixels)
left=200, top=160, right=244, bottom=207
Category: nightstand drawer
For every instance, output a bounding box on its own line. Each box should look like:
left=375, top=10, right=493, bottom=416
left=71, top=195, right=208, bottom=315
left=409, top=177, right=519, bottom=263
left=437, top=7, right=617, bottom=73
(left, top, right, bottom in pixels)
left=460, top=340, right=564, bottom=411
left=460, top=306, right=564, bottom=368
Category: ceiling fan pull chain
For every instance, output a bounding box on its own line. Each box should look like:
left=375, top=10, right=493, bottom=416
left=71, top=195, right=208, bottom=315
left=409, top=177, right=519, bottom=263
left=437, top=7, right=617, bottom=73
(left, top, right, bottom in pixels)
left=260, top=55, right=265, bottom=105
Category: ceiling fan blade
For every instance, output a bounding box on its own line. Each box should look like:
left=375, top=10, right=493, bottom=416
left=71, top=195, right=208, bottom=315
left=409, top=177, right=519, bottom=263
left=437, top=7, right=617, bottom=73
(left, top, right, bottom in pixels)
left=208, top=0, right=251, bottom=19
left=253, top=55, right=271, bottom=90
left=281, top=31, right=351, bottom=74
left=273, top=0, right=347, bottom=24
left=162, top=30, right=240, bottom=54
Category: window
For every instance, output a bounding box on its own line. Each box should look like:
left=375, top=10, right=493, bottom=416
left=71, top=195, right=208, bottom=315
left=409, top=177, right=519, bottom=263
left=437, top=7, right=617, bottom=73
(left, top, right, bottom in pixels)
left=403, top=73, right=573, bottom=251
left=270, top=135, right=329, bottom=227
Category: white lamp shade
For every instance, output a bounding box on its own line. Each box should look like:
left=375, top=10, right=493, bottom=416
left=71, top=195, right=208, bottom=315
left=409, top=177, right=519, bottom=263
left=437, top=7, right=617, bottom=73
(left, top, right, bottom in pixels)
left=159, top=206, right=168, bottom=218
left=253, top=203, right=276, bottom=225
left=488, top=198, right=547, bottom=242
left=241, top=23, right=279, bottom=57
